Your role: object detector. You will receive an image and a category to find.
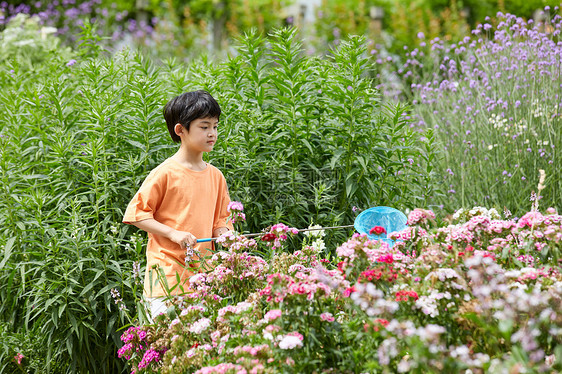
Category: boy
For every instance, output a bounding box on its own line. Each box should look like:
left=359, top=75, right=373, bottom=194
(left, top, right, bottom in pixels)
left=123, top=90, right=233, bottom=318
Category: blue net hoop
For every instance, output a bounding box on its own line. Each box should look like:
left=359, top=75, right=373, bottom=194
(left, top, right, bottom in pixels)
left=354, top=206, right=408, bottom=247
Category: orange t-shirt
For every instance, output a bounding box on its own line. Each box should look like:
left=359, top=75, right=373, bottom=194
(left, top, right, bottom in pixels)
left=123, top=158, right=233, bottom=297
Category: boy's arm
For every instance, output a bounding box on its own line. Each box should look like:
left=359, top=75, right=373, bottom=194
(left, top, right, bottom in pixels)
left=131, top=218, right=197, bottom=249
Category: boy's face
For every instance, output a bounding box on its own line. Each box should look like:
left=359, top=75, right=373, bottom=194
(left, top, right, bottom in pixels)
left=176, top=117, right=219, bottom=153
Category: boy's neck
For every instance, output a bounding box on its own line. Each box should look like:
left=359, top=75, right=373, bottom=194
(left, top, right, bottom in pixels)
left=172, top=147, right=207, bottom=171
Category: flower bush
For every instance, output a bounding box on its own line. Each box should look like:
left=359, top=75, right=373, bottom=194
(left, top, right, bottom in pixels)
left=118, top=203, right=562, bottom=373
left=373, top=9, right=562, bottom=215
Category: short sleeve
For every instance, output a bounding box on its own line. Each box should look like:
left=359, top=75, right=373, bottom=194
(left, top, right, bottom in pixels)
left=213, top=173, right=234, bottom=232
left=123, top=169, right=167, bottom=224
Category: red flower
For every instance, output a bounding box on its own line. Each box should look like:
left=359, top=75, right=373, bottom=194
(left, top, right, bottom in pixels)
left=343, top=286, right=356, bottom=297
left=371, top=318, right=389, bottom=332
left=261, top=233, right=277, bottom=242
left=395, top=290, right=419, bottom=301
left=359, top=266, right=398, bottom=283
left=369, top=226, right=387, bottom=235
left=337, top=261, right=346, bottom=273
left=375, top=318, right=389, bottom=327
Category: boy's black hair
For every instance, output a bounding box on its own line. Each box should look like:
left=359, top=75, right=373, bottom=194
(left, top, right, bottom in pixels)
left=163, top=90, right=221, bottom=143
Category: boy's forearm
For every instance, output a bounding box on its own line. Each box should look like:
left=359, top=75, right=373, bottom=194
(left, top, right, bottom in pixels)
left=131, top=219, right=198, bottom=248
left=131, top=218, right=174, bottom=240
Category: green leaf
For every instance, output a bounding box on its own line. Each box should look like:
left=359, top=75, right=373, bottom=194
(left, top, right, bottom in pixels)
left=0, top=237, right=15, bottom=269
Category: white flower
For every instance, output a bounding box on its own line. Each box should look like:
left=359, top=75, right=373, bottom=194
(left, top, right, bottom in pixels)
left=40, top=26, right=57, bottom=40
left=278, top=335, right=303, bottom=349
left=311, top=238, right=326, bottom=252
left=304, top=224, right=325, bottom=239
left=189, top=318, right=211, bottom=334
left=397, top=358, right=411, bottom=372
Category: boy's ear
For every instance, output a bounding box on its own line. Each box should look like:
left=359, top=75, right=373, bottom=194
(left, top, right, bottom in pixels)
left=174, top=123, right=185, bottom=136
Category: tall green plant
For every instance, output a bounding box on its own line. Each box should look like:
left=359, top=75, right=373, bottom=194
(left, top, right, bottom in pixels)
left=204, top=28, right=434, bottom=240
left=0, top=22, right=153, bottom=372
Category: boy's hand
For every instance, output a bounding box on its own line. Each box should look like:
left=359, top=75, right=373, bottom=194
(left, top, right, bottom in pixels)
left=213, top=227, right=231, bottom=238
left=170, top=230, right=197, bottom=249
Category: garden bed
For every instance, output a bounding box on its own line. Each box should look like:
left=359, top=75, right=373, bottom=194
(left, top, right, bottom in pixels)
left=118, top=204, right=562, bottom=373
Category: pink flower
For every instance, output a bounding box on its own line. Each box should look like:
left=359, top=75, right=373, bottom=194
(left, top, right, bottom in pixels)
left=14, top=353, right=24, bottom=365
left=264, top=309, right=282, bottom=321
left=287, top=331, right=304, bottom=340
left=227, top=201, right=245, bottom=223
left=117, top=343, right=133, bottom=359
left=137, top=349, right=163, bottom=369
left=407, top=208, right=435, bottom=226
left=227, top=201, right=244, bottom=212
left=320, top=312, right=335, bottom=322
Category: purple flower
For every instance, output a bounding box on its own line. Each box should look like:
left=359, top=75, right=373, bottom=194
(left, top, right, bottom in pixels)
left=137, top=349, right=163, bottom=369
left=417, top=32, right=425, bottom=39
left=132, top=261, right=140, bottom=280
left=66, top=59, right=77, bottom=67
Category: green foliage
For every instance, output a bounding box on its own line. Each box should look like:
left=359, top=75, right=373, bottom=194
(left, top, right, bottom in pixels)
left=141, top=0, right=288, bottom=56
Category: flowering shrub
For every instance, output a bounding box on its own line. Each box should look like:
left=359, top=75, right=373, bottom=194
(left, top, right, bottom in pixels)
left=408, top=10, right=561, bottom=215
left=118, top=205, right=562, bottom=373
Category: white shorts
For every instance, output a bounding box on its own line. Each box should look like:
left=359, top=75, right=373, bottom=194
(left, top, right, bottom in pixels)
left=146, top=297, right=168, bottom=322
